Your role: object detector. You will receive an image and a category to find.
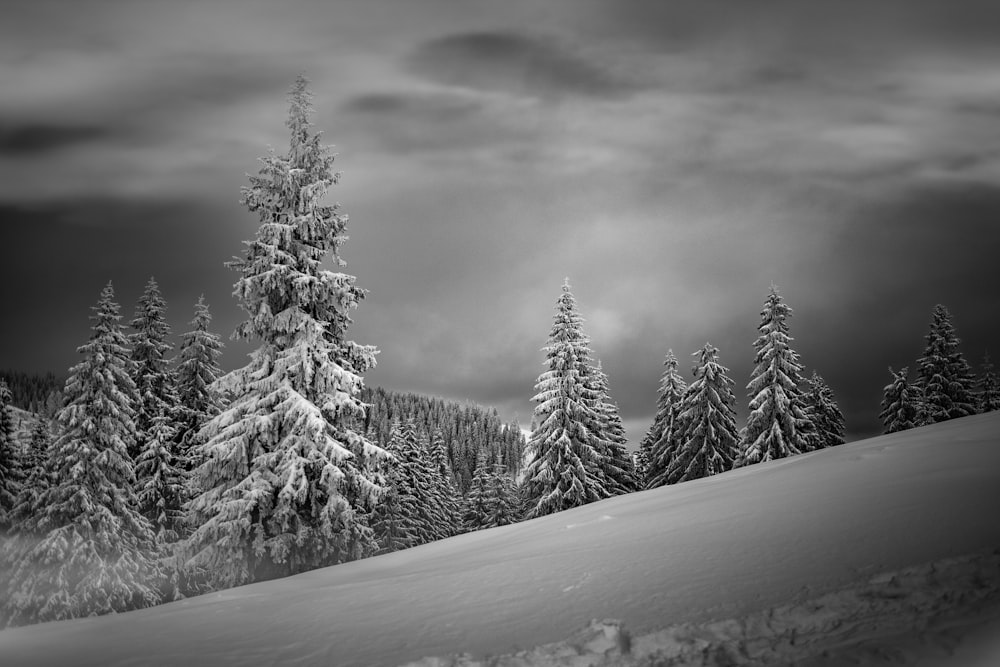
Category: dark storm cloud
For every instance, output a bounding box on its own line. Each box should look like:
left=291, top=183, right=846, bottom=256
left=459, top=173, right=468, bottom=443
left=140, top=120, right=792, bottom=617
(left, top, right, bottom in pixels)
left=0, top=124, right=108, bottom=156
left=408, top=30, right=640, bottom=100
left=599, top=0, right=1000, bottom=52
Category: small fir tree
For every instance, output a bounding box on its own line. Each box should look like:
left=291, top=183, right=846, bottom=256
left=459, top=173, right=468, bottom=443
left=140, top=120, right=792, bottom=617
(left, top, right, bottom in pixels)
left=739, top=285, right=812, bottom=465
left=644, top=350, right=688, bottom=489
left=174, top=296, right=224, bottom=471
left=135, top=414, right=186, bottom=543
left=915, top=304, right=977, bottom=423
left=880, top=367, right=920, bottom=434
left=589, top=360, right=638, bottom=496
left=665, top=343, right=739, bottom=484
left=428, top=427, right=461, bottom=538
left=483, top=461, right=519, bottom=529
left=803, top=371, right=846, bottom=449
left=185, top=76, right=388, bottom=588
left=976, top=353, right=1000, bottom=413
left=372, top=422, right=421, bottom=553
left=2, top=283, right=161, bottom=627
left=129, top=277, right=179, bottom=461
left=521, top=280, right=608, bottom=519
left=7, top=418, right=54, bottom=532
left=462, top=447, right=494, bottom=532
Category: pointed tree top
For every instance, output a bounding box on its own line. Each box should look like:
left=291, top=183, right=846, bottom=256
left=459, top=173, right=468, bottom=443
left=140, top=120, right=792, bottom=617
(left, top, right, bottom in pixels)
left=287, top=73, right=315, bottom=140
left=562, top=277, right=572, bottom=292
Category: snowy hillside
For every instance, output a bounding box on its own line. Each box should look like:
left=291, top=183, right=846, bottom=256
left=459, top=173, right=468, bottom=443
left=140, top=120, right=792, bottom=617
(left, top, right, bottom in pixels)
left=3, top=412, right=1000, bottom=666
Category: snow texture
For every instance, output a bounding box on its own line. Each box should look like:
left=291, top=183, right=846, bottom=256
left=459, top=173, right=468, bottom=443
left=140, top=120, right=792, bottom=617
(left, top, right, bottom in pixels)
left=2, top=412, right=999, bottom=666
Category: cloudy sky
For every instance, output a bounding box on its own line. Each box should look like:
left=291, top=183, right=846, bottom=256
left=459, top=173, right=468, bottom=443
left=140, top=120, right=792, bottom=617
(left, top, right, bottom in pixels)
left=2, top=0, right=999, bottom=443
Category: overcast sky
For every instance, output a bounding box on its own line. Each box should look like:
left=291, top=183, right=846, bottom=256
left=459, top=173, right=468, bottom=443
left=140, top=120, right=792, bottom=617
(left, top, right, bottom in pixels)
left=2, top=0, right=1000, bottom=443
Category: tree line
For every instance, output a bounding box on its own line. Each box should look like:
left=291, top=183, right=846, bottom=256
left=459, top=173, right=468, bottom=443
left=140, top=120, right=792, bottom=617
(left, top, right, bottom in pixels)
left=879, top=304, right=998, bottom=433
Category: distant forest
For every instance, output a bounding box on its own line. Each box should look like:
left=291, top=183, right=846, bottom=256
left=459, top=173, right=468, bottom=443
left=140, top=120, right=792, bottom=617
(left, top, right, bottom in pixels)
left=0, top=369, right=525, bottom=494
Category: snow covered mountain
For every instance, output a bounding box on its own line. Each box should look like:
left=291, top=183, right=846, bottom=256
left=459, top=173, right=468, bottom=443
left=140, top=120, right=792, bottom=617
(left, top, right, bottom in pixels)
left=2, top=412, right=999, bottom=666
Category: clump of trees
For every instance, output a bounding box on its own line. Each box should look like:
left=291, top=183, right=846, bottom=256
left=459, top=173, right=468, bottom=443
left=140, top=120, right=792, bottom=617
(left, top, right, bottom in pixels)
left=879, top=304, right=995, bottom=435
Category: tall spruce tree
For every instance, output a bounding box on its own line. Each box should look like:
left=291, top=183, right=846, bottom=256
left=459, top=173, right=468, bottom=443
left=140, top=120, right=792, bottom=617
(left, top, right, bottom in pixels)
left=644, top=350, right=688, bottom=490
left=129, top=277, right=178, bottom=461
left=522, top=280, right=608, bottom=519
left=590, top=360, right=638, bottom=495
left=184, top=76, right=388, bottom=588
left=977, top=353, right=1000, bottom=413
left=0, top=380, right=16, bottom=532
left=665, top=343, right=739, bottom=484
left=2, top=283, right=161, bottom=627
left=739, top=285, right=811, bottom=465
left=915, top=304, right=977, bottom=423
left=174, top=296, right=224, bottom=470
left=880, top=367, right=919, bottom=434
left=803, top=371, right=846, bottom=449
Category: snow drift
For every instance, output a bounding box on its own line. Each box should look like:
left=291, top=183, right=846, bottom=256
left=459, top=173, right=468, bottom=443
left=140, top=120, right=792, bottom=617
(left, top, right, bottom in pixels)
left=2, top=412, right=1000, bottom=666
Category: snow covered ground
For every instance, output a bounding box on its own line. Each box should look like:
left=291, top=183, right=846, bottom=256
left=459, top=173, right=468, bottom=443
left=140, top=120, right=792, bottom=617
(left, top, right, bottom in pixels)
left=2, top=412, right=1000, bottom=666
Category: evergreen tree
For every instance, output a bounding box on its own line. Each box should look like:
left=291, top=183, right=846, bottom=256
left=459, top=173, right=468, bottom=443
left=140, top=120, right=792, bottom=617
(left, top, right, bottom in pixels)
left=803, top=371, right=846, bottom=449
left=589, top=360, right=638, bottom=495
left=129, top=277, right=178, bottom=461
left=976, top=353, right=1000, bottom=413
left=428, top=427, right=461, bottom=538
left=483, top=462, right=519, bottom=529
left=403, top=424, right=447, bottom=544
left=372, top=422, right=421, bottom=553
left=739, top=285, right=812, bottom=465
left=24, top=418, right=52, bottom=481
left=184, top=76, right=388, bottom=589
left=521, top=280, right=608, bottom=519
left=0, top=380, right=16, bottom=533
left=2, top=283, right=161, bottom=627
left=665, top=343, right=739, bottom=484
left=915, top=304, right=977, bottom=423
left=7, top=418, right=54, bottom=535
left=879, top=367, right=920, bottom=434
left=462, top=448, right=518, bottom=531
left=135, top=414, right=185, bottom=543
left=174, top=296, right=224, bottom=474
left=644, top=350, right=688, bottom=490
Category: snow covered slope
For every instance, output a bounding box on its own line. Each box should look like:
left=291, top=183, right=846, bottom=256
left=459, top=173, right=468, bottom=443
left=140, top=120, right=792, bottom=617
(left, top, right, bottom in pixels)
left=2, top=412, right=1000, bottom=666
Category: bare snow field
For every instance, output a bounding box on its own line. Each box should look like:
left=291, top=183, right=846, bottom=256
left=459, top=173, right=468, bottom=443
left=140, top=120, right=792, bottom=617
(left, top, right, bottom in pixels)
left=2, top=412, right=1000, bottom=666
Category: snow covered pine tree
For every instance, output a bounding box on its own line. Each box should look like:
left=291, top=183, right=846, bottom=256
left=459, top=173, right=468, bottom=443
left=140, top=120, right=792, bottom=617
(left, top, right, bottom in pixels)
left=173, top=296, right=224, bottom=472
left=880, top=366, right=920, bottom=434
left=739, top=285, right=812, bottom=465
left=184, top=75, right=388, bottom=589
left=522, top=280, right=609, bottom=518
left=977, top=353, right=1000, bottom=413
left=643, top=350, right=688, bottom=490
left=129, top=277, right=179, bottom=462
left=915, top=304, right=977, bottom=424
left=803, top=371, right=846, bottom=449
left=664, top=343, right=739, bottom=484
left=589, top=360, right=638, bottom=495
left=2, top=283, right=161, bottom=627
